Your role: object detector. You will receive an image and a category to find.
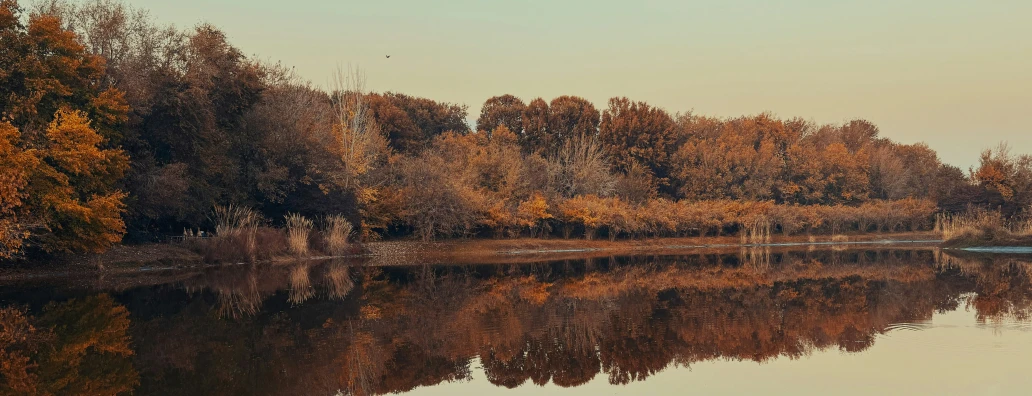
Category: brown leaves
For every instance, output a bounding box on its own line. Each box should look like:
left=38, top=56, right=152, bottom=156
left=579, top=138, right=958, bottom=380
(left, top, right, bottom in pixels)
left=599, top=97, right=676, bottom=193
left=477, top=94, right=525, bottom=137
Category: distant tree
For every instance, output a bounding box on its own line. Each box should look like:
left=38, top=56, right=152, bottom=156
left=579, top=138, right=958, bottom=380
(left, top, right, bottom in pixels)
left=367, top=92, right=468, bottom=153
left=547, top=133, right=615, bottom=198
left=971, top=142, right=1032, bottom=215
left=598, top=97, right=677, bottom=195
left=782, top=141, right=869, bottom=204
left=672, top=115, right=789, bottom=201
left=547, top=95, right=599, bottom=141
left=477, top=94, right=525, bottom=136
left=838, top=119, right=880, bottom=154
left=521, top=98, right=550, bottom=154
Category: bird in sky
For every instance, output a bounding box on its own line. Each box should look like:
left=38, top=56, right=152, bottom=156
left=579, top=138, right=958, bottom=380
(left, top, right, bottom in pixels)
left=386, top=55, right=391, bottom=59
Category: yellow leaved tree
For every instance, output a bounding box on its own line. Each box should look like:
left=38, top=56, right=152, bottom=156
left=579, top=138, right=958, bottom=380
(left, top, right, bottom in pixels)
left=0, top=109, right=128, bottom=258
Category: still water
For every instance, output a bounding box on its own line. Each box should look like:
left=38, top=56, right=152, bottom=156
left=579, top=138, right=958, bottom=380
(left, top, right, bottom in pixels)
left=1, top=248, right=1030, bottom=395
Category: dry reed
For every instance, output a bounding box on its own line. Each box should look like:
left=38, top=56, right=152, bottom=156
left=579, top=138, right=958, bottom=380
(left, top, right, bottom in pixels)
left=285, top=213, right=314, bottom=256
left=323, top=215, right=354, bottom=256
left=937, top=208, right=1032, bottom=247
left=211, top=204, right=261, bottom=261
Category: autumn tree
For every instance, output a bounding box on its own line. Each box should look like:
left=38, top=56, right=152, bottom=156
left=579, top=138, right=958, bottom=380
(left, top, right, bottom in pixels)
left=477, top=94, right=525, bottom=136
left=237, top=63, right=360, bottom=224
left=782, top=141, right=870, bottom=205
left=598, top=97, right=677, bottom=194
left=520, top=97, right=550, bottom=153
left=971, top=143, right=1032, bottom=215
left=547, top=133, right=615, bottom=199
left=0, top=110, right=131, bottom=257
left=0, top=3, right=129, bottom=257
left=117, top=23, right=264, bottom=237
left=367, top=92, right=468, bottom=153
left=0, top=0, right=128, bottom=143
left=547, top=95, right=599, bottom=142
left=0, top=122, right=36, bottom=258
left=869, top=142, right=943, bottom=201
left=838, top=119, right=880, bottom=153
left=672, top=114, right=792, bottom=200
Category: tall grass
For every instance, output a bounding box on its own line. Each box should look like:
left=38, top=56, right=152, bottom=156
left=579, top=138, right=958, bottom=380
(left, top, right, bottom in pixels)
left=285, top=213, right=314, bottom=256
left=211, top=205, right=261, bottom=261
left=323, top=215, right=354, bottom=256
left=937, top=209, right=1032, bottom=246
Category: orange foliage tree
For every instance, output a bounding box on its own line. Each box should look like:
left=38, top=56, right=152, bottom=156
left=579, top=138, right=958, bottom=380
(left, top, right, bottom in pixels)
left=599, top=97, right=677, bottom=194
left=0, top=109, right=128, bottom=258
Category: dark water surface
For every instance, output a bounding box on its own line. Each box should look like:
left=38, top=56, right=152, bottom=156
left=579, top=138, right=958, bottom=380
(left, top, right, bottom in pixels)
left=2, top=248, right=1031, bottom=395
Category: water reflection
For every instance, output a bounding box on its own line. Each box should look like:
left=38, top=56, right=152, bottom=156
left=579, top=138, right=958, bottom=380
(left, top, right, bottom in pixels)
left=1, top=248, right=1031, bottom=395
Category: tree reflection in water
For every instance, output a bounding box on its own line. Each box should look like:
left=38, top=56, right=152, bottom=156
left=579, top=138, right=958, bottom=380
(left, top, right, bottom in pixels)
left=2, top=248, right=1031, bottom=395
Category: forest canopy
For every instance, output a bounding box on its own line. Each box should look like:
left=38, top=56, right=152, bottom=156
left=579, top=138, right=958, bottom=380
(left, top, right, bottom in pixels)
left=1, top=0, right=1030, bottom=258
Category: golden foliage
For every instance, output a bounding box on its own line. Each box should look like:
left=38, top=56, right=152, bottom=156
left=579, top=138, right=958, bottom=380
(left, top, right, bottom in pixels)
left=0, top=109, right=128, bottom=257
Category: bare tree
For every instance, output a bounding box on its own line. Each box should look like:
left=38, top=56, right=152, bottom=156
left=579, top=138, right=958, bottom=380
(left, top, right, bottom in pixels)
left=331, top=64, right=384, bottom=189
left=548, top=133, right=615, bottom=198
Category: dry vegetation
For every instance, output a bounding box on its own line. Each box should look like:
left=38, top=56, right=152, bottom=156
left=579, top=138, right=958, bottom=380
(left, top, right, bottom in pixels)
left=938, top=209, right=1032, bottom=247
left=193, top=207, right=359, bottom=263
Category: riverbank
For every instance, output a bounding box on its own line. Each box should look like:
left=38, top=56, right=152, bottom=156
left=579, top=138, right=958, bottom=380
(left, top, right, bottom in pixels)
left=361, top=232, right=942, bottom=266
left=941, top=234, right=1032, bottom=249
left=0, top=232, right=943, bottom=280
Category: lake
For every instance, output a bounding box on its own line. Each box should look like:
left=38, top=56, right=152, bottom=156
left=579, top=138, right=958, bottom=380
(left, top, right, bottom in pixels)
left=1, top=247, right=1030, bottom=395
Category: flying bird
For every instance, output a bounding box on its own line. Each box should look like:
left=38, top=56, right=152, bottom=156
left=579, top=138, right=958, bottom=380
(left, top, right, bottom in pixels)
left=386, top=55, right=390, bottom=59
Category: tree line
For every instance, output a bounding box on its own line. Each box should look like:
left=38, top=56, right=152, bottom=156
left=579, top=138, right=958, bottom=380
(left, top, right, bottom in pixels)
left=2, top=0, right=1030, bottom=258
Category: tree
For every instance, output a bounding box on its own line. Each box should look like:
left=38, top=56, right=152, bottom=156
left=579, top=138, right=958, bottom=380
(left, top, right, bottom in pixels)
left=547, top=95, right=599, bottom=142
left=782, top=141, right=869, bottom=205
left=29, top=109, right=128, bottom=254
left=672, top=115, right=787, bottom=201
left=547, top=133, right=615, bottom=199
left=0, top=121, right=37, bottom=258
left=367, top=92, right=468, bottom=153
left=598, top=97, right=677, bottom=194
left=477, top=94, right=525, bottom=136
left=971, top=142, right=1032, bottom=215
left=119, top=23, right=264, bottom=236
left=0, top=1, right=127, bottom=143
left=520, top=98, right=550, bottom=154
left=837, top=119, right=880, bottom=153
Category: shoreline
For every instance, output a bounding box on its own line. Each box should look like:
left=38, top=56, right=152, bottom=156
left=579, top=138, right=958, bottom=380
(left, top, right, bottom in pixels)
left=0, top=232, right=946, bottom=282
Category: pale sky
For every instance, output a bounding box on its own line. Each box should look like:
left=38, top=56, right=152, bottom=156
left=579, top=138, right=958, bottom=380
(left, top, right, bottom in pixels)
left=126, top=0, right=1031, bottom=169
left=407, top=305, right=1032, bottom=395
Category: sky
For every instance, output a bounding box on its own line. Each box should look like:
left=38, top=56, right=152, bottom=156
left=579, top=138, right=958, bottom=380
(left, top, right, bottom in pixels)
left=406, top=306, right=1032, bottom=395
left=125, top=0, right=1031, bottom=169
